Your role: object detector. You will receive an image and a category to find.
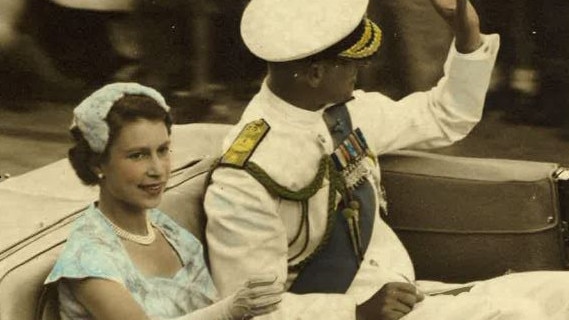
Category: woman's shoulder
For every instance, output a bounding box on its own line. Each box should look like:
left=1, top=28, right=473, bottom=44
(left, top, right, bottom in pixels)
left=45, top=204, right=126, bottom=285
left=351, top=89, right=395, bottom=107
left=65, top=204, right=121, bottom=250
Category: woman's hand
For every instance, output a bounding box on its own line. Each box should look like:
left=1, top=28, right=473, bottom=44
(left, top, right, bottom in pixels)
left=229, top=274, right=284, bottom=320
left=429, top=0, right=482, bottom=53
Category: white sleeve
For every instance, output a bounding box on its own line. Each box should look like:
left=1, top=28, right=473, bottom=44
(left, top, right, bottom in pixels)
left=350, top=33, right=501, bottom=155
left=204, top=167, right=357, bottom=320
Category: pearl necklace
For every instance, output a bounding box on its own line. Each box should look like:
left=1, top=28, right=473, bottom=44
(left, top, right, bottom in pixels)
left=107, top=216, right=156, bottom=245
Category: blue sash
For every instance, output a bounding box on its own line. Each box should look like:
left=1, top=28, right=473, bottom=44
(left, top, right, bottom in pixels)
left=289, top=102, right=376, bottom=294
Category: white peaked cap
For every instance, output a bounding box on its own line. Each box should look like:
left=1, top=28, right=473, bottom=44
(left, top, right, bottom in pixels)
left=241, top=0, right=369, bottom=62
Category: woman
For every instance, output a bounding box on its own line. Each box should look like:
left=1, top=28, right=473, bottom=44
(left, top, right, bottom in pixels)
left=45, top=82, right=282, bottom=320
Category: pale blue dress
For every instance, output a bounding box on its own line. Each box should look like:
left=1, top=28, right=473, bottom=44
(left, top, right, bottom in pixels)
left=45, top=204, right=218, bottom=319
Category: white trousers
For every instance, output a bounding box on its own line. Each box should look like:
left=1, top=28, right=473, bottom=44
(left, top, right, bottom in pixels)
left=405, top=271, right=569, bottom=320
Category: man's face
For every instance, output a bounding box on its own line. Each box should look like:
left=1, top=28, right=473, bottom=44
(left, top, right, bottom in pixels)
left=318, top=58, right=369, bottom=103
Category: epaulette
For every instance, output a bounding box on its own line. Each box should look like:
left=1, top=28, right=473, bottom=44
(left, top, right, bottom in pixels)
left=219, top=119, right=270, bottom=168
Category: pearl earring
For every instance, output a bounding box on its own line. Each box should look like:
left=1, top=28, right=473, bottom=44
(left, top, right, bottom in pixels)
left=97, top=173, right=104, bottom=180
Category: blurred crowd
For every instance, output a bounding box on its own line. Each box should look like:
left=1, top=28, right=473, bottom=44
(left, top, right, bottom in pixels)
left=0, top=0, right=568, bottom=127
left=476, top=0, right=569, bottom=127
left=0, top=0, right=264, bottom=107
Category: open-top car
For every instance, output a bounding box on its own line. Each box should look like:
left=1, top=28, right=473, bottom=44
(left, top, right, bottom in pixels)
left=1, top=123, right=568, bottom=320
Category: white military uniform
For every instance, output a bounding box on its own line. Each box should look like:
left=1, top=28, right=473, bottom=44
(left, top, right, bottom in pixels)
left=205, top=33, right=569, bottom=320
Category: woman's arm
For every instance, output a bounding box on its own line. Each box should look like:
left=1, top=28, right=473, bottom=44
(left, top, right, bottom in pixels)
left=70, top=278, right=151, bottom=320
left=68, top=275, right=283, bottom=320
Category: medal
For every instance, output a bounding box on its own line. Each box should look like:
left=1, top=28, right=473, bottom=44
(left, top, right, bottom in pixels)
left=331, top=128, right=375, bottom=262
left=330, top=128, right=375, bottom=190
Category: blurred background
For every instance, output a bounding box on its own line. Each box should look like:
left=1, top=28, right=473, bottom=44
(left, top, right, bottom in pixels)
left=1, top=0, right=569, bottom=178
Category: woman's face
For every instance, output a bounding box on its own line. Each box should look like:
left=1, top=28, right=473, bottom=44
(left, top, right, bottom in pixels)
left=98, top=119, right=171, bottom=214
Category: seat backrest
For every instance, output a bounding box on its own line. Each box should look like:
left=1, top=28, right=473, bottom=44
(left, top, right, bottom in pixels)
left=0, top=223, right=70, bottom=320
left=381, top=150, right=569, bottom=282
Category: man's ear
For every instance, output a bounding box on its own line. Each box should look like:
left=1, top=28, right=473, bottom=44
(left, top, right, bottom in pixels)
left=306, top=62, right=326, bottom=88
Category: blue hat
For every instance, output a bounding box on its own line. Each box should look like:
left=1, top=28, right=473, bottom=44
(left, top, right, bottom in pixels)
left=241, top=0, right=382, bottom=62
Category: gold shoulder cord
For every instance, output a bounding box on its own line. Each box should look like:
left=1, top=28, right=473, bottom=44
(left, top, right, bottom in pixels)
left=247, top=157, right=346, bottom=272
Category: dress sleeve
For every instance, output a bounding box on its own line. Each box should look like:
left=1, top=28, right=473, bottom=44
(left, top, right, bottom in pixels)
left=45, top=220, right=125, bottom=286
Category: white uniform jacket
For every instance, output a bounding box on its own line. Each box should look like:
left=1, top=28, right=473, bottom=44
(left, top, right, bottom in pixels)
left=205, top=34, right=501, bottom=320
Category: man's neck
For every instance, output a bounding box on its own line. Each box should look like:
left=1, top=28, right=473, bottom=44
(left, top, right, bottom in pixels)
left=267, top=75, right=325, bottom=112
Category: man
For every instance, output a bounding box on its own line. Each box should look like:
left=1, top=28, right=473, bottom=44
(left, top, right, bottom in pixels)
left=205, top=0, right=569, bottom=319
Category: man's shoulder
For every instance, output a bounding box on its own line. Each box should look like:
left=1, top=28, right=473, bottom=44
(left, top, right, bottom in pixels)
left=350, top=89, right=394, bottom=107
left=216, top=117, right=324, bottom=189
left=219, top=119, right=271, bottom=168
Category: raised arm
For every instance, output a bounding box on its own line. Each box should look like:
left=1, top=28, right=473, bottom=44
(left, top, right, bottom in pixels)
left=430, top=0, right=482, bottom=53
left=350, top=32, right=500, bottom=155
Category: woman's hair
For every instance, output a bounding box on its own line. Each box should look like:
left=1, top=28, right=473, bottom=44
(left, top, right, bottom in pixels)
left=68, top=94, right=173, bottom=185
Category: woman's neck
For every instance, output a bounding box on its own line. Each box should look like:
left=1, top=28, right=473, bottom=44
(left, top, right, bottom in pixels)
left=97, top=197, right=149, bottom=236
